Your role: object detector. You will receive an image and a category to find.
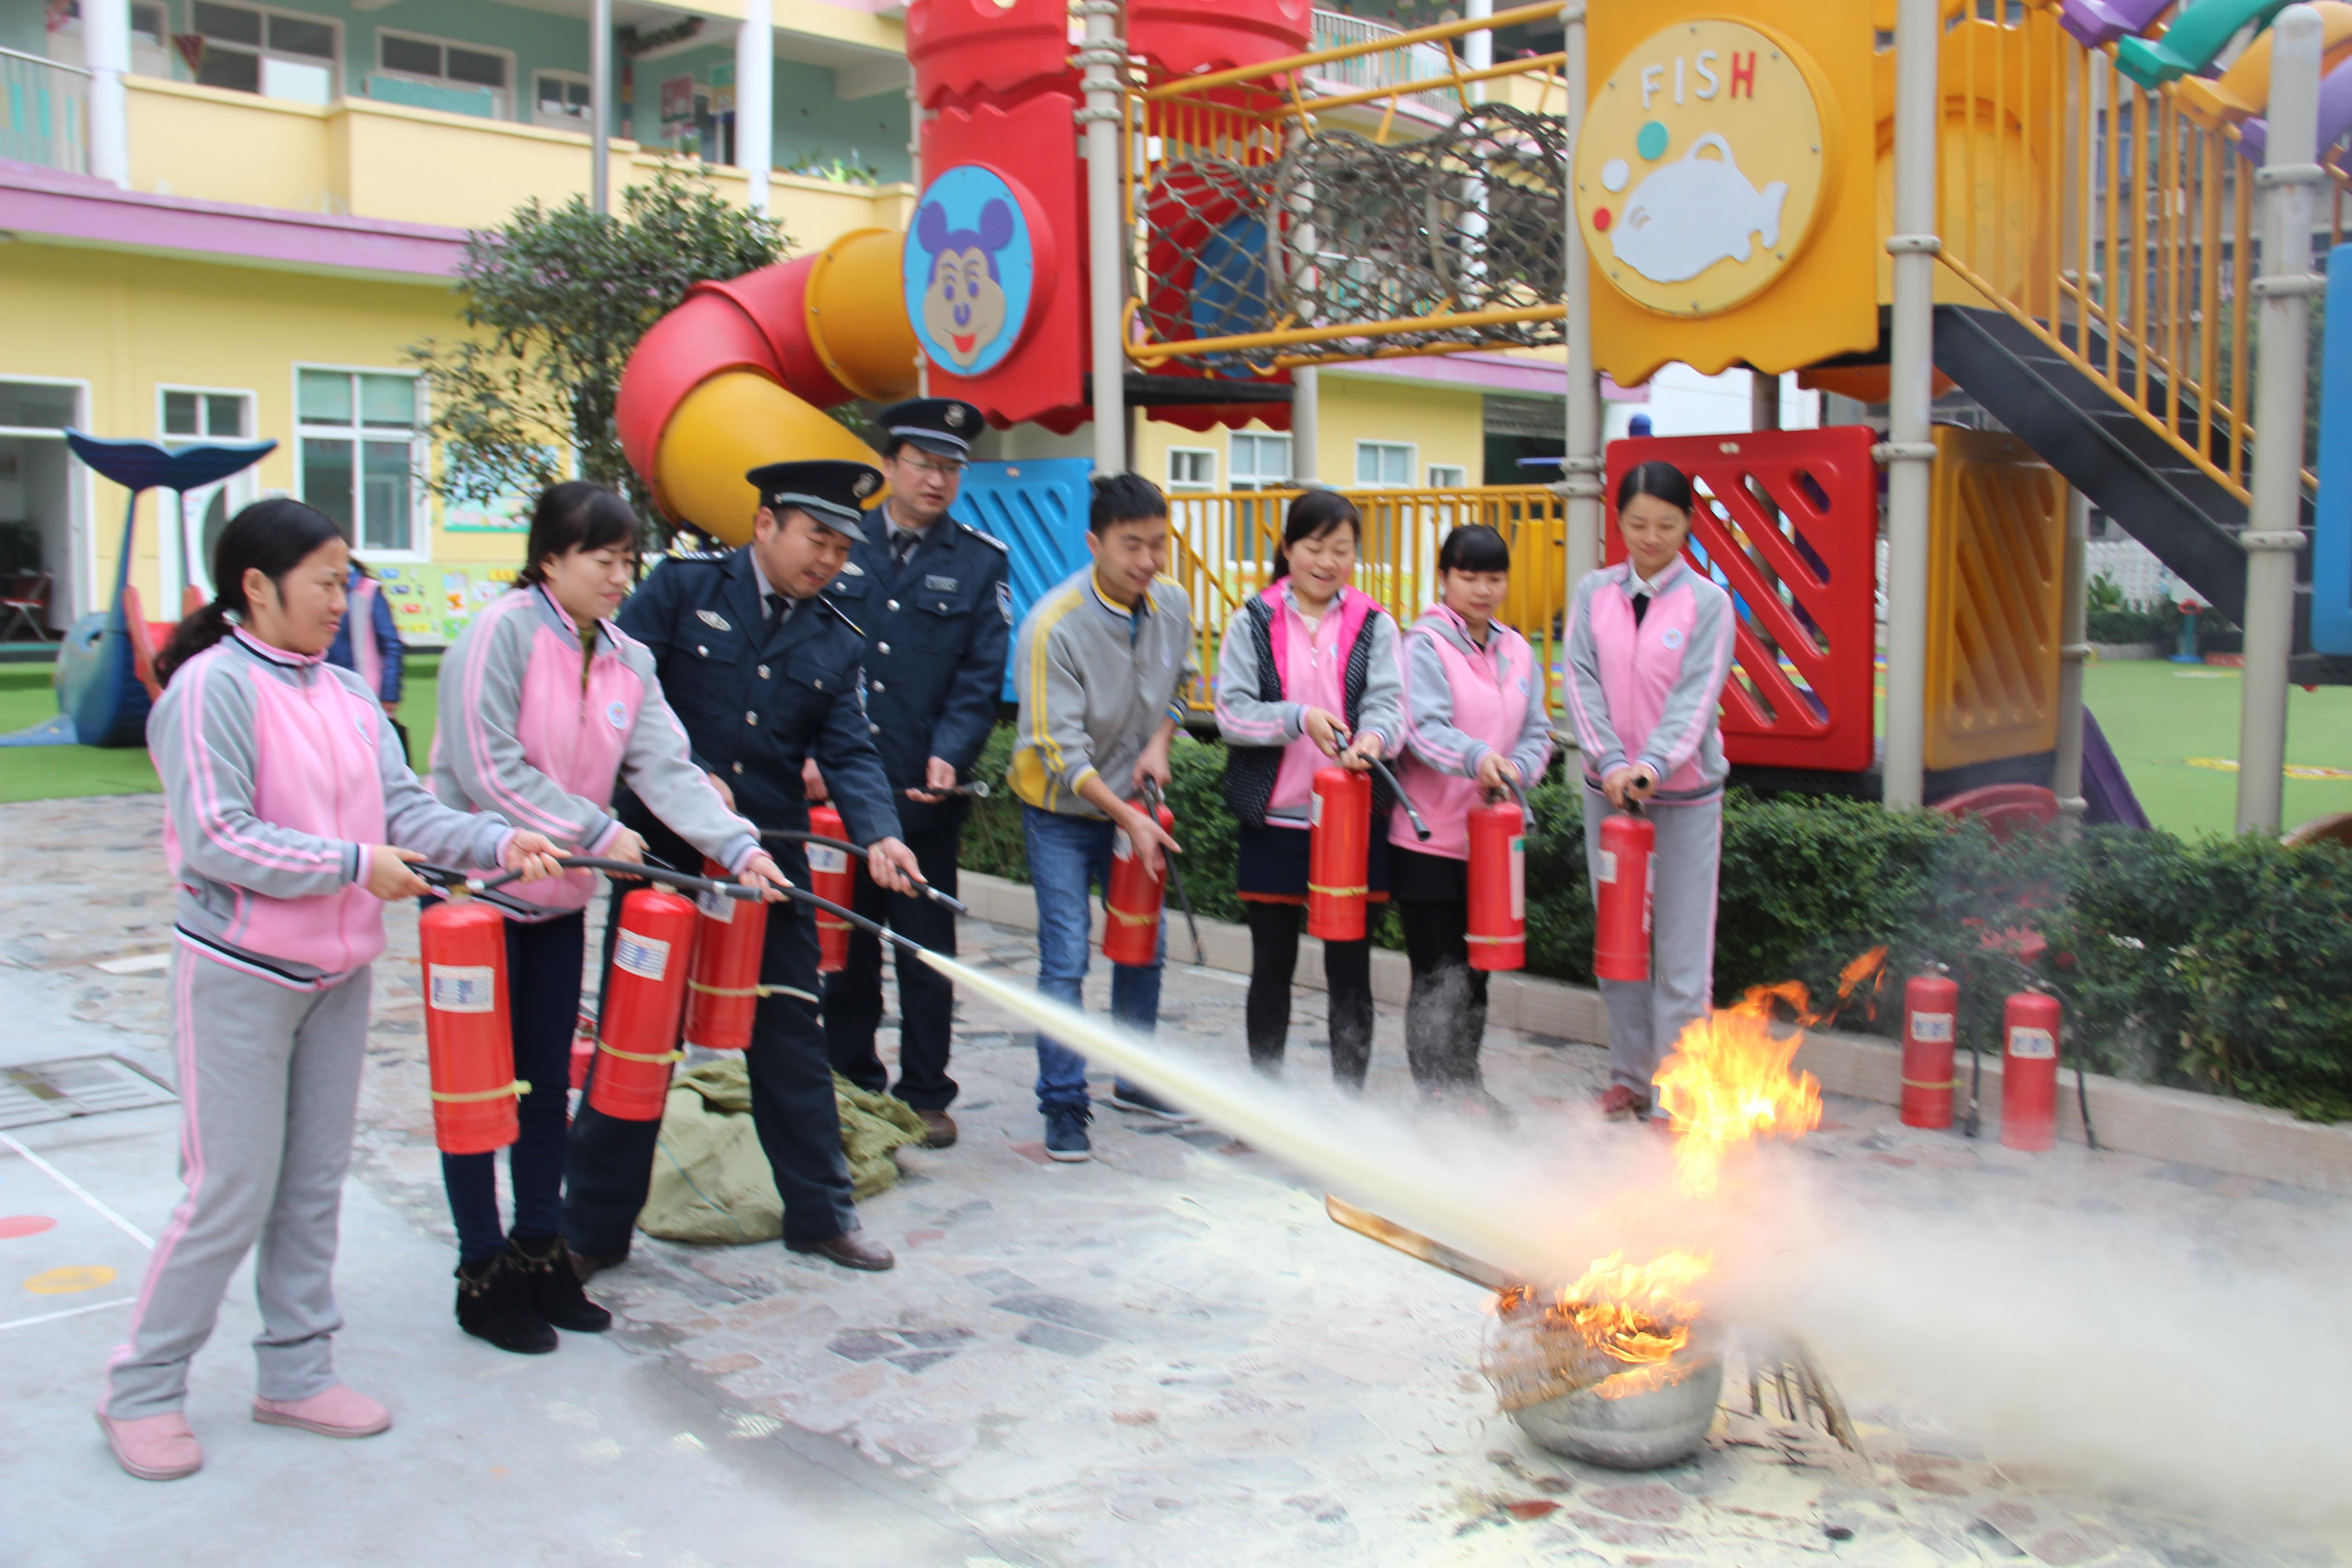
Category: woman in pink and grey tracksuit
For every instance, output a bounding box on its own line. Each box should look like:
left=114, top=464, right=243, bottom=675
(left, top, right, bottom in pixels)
left=100, top=499, right=560, bottom=1482
left=1563, top=460, right=1736, bottom=1120
left=1388, top=524, right=1554, bottom=1110
left=431, top=482, right=789, bottom=1355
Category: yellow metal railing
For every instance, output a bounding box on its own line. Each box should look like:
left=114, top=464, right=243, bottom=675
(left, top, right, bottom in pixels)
left=1933, top=0, right=2316, bottom=505
left=1165, top=485, right=1569, bottom=712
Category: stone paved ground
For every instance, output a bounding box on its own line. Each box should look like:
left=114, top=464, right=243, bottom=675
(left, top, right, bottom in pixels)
left=7, top=796, right=2351, bottom=1567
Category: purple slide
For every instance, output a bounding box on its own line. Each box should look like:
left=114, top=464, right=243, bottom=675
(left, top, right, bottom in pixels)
left=2060, top=0, right=2172, bottom=48
left=2082, top=708, right=2152, bottom=829
left=2238, top=54, right=2352, bottom=160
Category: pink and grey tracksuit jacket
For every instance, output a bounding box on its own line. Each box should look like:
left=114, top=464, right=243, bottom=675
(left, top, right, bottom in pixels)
left=1562, top=559, right=1735, bottom=805
left=1390, top=604, right=1555, bottom=861
left=430, top=583, right=760, bottom=916
left=152, top=628, right=517, bottom=987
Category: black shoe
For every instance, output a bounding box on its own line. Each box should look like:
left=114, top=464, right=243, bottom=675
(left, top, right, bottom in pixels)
left=505, top=1234, right=612, bottom=1333
left=455, top=1254, right=556, bottom=1355
left=1043, top=1102, right=1093, bottom=1161
left=568, top=1245, right=627, bottom=1284
left=785, top=1231, right=897, bottom=1271
left=1108, top=1083, right=1198, bottom=1125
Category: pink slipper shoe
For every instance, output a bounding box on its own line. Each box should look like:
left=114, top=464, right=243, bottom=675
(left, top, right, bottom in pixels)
left=97, top=1410, right=203, bottom=1480
left=251, top=1385, right=391, bottom=1438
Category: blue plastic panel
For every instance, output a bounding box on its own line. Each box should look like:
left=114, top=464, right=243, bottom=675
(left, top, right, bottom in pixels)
left=2313, top=246, right=2352, bottom=656
left=947, top=456, right=1095, bottom=700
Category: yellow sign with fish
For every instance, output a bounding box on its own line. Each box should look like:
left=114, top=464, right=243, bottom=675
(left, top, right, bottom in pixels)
left=1577, top=0, right=1877, bottom=385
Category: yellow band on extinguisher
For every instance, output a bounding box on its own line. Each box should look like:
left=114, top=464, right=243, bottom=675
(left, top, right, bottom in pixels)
left=1306, top=883, right=1368, bottom=898
left=1106, top=907, right=1160, bottom=929
left=1900, top=1076, right=1963, bottom=1090
left=597, top=1041, right=684, bottom=1065
left=430, top=1078, right=532, bottom=1103
left=688, top=980, right=763, bottom=998
left=1464, top=932, right=1519, bottom=946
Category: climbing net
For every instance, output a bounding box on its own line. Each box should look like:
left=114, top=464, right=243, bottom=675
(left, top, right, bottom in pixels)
left=1135, top=103, right=1569, bottom=373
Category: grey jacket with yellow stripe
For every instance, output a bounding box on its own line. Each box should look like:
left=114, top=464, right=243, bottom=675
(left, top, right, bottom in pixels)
left=1009, top=567, right=1196, bottom=816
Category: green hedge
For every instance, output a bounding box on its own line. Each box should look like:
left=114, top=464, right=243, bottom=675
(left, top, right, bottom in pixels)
left=964, top=725, right=2352, bottom=1121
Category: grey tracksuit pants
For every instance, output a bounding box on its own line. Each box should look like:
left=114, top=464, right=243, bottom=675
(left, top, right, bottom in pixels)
left=101, top=949, right=372, bottom=1420
left=1582, top=788, right=1722, bottom=1094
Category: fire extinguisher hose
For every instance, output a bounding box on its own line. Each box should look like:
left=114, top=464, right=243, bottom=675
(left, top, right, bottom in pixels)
left=1139, top=779, right=1208, bottom=967
left=758, top=829, right=971, bottom=915
left=467, top=855, right=767, bottom=902
left=1364, top=755, right=1433, bottom=842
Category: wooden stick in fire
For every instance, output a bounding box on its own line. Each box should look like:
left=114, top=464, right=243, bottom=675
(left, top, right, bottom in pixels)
left=1323, top=1194, right=1522, bottom=1294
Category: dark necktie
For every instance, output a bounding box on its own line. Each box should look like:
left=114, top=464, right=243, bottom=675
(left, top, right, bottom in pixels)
left=765, top=591, right=791, bottom=628
left=892, top=530, right=919, bottom=573
left=1632, top=590, right=1651, bottom=627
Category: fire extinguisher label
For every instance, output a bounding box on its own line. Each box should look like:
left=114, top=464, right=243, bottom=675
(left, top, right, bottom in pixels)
left=1310, top=791, right=1323, bottom=828
left=808, top=847, right=848, bottom=876
left=615, top=931, right=672, bottom=983
left=2007, top=1027, right=2056, bottom=1059
left=1112, top=831, right=1132, bottom=861
left=698, top=889, right=734, bottom=922
left=1509, top=836, right=1525, bottom=921
left=1597, top=849, right=1617, bottom=884
left=1911, top=1012, right=1954, bottom=1043
left=428, top=965, right=496, bottom=1014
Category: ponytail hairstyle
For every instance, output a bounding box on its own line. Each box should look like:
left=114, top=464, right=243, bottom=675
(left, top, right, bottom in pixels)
left=156, top=498, right=344, bottom=687
left=1269, top=489, right=1362, bottom=582
left=516, top=481, right=640, bottom=588
left=1436, top=522, right=1511, bottom=576
left=1613, top=458, right=1695, bottom=518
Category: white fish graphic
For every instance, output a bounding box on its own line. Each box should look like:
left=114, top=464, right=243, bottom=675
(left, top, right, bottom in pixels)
left=1609, top=134, right=1789, bottom=286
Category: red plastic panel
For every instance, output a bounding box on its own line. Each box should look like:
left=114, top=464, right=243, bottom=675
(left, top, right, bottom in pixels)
left=1604, top=427, right=1880, bottom=773
left=1130, top=0, right=1313, bottom=78
left=906, top=0, right=1073, bottom=109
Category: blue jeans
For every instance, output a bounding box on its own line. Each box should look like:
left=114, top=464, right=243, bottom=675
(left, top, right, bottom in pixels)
left=1024, top=805, right=1163, bottom=1112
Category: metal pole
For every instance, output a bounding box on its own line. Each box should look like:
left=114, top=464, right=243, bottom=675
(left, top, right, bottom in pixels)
left=1290, top=368, right=1320, bottom=482
left=1286, top=117, right=1321, bottom=484
left=85, top=0, right=130, bottom=188
left=1750, top=370, right=1780, bottom=431
left=910, top=82, right=930, bottom=397
left=2053, top=488, right=2090, bottom=838
left=1882, top=0, right=1942, bottom=811
left=1559, top=2, right=1603, bottom=612
left=2239, top=4, right=2324, bottom=835
left=735, top=0, right=774, bottom=215
left=591, top=0, right=612, bottom=217
left=1078, top=0, right=1129, bottom=475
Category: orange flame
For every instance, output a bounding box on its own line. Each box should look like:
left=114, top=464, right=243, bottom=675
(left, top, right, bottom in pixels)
left=1834, top=945, right=1889, bottom=1023
left=1651, top=981, right=1825, bottom=1198
left=1549, top=1249, right=1711, bottom=1366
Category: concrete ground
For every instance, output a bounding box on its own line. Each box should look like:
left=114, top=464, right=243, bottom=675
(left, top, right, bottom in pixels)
left=5, top=795, right=2350, bottom=1568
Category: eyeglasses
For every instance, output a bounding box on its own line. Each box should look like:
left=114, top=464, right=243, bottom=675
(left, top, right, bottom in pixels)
left=897, top=453, right=965, bottom=480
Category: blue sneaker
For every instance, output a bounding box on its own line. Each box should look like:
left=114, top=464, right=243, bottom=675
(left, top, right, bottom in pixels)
left=1043, top=1103, right=1093, bottom=1162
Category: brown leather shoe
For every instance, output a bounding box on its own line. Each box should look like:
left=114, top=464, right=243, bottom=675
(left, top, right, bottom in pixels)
left=1598, top=1084, right=1651, bottom=1121
left=916, top=1108, right=958, bottom=1149
left=787, top=1231, right=897, bottom=1271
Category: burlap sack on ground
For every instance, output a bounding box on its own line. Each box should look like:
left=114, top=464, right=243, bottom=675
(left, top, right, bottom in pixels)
left=636, top=1057, right=928, bottom=1245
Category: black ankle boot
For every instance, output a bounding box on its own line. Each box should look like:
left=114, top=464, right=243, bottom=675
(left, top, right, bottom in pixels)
left=455, top=1253, right=557, bottom=1354
left=505, top=1235, right=612, bottom=1333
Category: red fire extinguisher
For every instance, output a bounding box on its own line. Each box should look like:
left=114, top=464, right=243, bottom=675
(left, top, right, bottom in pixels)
left=1901, top=971, right=1960, bottom=1129
left=683, top=857, right=767, bottom=1052
left=586, top=887, right=698, bottom=1122
left=807, top=804, right=855, bottom=975
left=1592, top=806, right=1655, bottom=982
left=1307, top=766, right=1372, bottom=942
left=1103, top=800, right=1176, bottom=966
left=2000, top=990, right=2061, bottom=1152
left=1466, top=795, right=1527, bottom=973
left=420, top=895, right=524, bottom=1155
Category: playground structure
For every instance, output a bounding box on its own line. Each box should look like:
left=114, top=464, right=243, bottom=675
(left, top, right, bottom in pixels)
left=606, top=0, right=2352, bottom=831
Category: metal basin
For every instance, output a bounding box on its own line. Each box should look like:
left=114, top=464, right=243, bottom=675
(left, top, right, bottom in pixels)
left=1505, top=1348, right=1724, bottom=1469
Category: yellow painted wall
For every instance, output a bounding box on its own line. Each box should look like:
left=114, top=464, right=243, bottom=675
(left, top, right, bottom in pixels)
left=1132, top=371, right=1489, bottom=494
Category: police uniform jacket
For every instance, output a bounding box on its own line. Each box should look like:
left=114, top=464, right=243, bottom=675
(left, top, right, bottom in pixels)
left=613, top=546, right=905, bottom=847
left=825, top=502, right=1011, bottom=791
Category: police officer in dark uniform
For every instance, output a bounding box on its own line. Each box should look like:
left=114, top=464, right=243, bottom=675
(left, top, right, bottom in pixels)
left=562, top=461, right=925, bottom=1274
left=811, top=399, right=1010, bottom=1152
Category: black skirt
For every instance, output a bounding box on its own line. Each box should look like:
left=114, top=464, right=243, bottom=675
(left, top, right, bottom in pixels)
left=1387, top=841, right=1469, bottom=905
left=1236, top=821, right=1391, bottom=903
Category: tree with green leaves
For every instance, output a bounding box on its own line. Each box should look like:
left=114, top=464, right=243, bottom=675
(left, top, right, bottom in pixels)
left=408, top=164, right=785, bottom=539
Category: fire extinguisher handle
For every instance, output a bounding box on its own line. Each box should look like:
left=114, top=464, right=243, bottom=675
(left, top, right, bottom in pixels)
left=1502, top=778, right=1534, bottom=826
left=550, top=855, right=769, bottom=900
left=1364, top=756, right=1433, bottom=841
left=759, top=829, right=970, bottom=916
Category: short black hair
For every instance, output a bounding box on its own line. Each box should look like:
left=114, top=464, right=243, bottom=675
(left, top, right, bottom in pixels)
left=1271, top=489, right=1361, bottom=581
left=1615, top=459, right=1695, bottom=517
left=519, top=482, right=640, bottom=586
left=1089, top=472, right=1169, bottom=535
left=1437, top=523, right=1510, bottom=575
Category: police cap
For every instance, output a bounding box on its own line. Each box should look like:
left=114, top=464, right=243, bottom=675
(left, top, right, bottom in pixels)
left=746, top=459, right=885, bottom=537
left=874, top=398, right=984, bottom=461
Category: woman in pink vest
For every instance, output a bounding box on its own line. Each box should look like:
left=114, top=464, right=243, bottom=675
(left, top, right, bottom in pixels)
left=100, top=499, right=561, bottom=1482
left=1389, top=524, right=1553, bottom=1112
left=1563, top=460, right=1736, bottom=1120
left=1214, top=490, right=1402, bottom=1085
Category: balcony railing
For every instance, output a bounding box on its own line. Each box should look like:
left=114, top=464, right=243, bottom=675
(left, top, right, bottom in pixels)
left=1306, top=10, right=1465, bottom=120
left=1, top=48, right=89, bottom=176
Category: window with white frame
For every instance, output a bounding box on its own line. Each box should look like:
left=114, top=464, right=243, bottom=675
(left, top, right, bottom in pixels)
left=1427, top=463, right=1467, bottom=489
left=1166, top=448, right=1216, bottom=493
left=297, top=368, right=425, bottom=554
left=44, top=4, right=171, bottom=76
left=377, top=29, right=514, bottom=117
left=1229, top=432, right=1291, bottom=491
left=188, top=2, right=340, bottom=104
left=1355, top=441, right=1414, bottom=487
left=532, top=70, right=593, bottom=130
left=161, top=388, right=251, bottom=441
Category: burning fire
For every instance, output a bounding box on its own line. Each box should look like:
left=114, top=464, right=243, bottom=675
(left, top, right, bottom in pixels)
left=1651, top=981, right=1826, bottom=1199
left=1490, top=1250, right=1713, bottom=1405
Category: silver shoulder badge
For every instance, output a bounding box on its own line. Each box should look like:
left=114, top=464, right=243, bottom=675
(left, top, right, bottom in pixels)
left=840, top=560, right=866, bottom=577
left=696, top=608, right=731, bottom=632
left=956, top=521, right=1008, bottom=553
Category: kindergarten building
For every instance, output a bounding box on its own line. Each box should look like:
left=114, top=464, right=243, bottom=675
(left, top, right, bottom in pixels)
left=0, top=0, right=1588, bottom=647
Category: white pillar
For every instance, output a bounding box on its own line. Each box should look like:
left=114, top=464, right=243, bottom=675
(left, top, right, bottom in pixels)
left=735, top=0, right=774, bottom=213
left=1559, top=4, right=1604, bottom=611
left=1290, top=368, right=1320, bottom=483
left=1882, top=0, right=1942, bottom=810
left=2239, top=4, right=2325, bottom=835
left=591, top=0, right=612, bottom=216
left=2054, top=489, right=2090, bottom=837
left=85, top=0, right=130, bottom=188
left=1078, top=0, right=1128, bottom=474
